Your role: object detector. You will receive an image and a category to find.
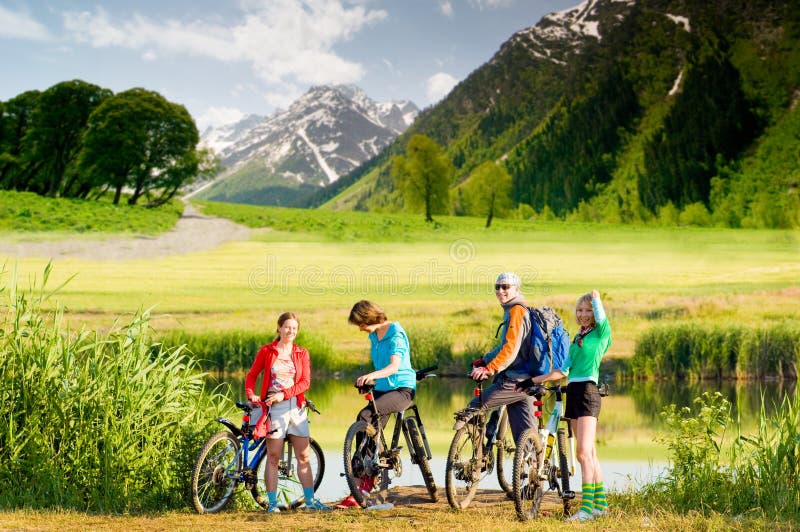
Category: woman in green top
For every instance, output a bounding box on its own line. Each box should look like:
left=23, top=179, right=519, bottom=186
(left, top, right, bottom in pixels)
left=528, top=289, right=611, bottom=522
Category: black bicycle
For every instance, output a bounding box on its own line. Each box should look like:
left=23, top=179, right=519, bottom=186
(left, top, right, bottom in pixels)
left=445, top=376, right=516, bottom=510
left=342, top=366, right=438, bottom=507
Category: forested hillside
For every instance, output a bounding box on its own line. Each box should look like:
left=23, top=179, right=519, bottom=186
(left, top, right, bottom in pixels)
left=319, top=0, right=800, bottom=228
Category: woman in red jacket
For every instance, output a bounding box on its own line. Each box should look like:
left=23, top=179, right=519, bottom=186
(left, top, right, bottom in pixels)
left=245, top=312, right=330, bottom=513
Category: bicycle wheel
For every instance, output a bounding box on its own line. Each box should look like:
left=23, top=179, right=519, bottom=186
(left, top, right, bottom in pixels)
left=405, top=417, right=437, bottom=502
left=343, top=420, right=379, bottom=508
left=494, top=408, right=514, bottom=495
left=251, top=437, right=326, bottom=510
left=557, top=427, right=572, bottom=516
left=445, top=421, right=488, bottom=510
left=512, top=428, right=544, bottom=521
left=191, top=431, right=242, bottom=514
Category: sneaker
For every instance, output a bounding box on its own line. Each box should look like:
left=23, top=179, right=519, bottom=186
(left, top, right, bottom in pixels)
left=335, top=495, right=361, bottom=509
left=592, top=507, right=609, bottom=517
left=266, top=501, right=281, bottom=513
left=305, top=497, right=331, bottom=511
left=565, top=510, right=594, bottom=522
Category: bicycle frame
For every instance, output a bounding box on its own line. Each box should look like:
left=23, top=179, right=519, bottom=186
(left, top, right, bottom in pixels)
left=213, top=403, right=270, bottom=490
left=359, top=388, right=433, bottom=473
left=536, top=386, right=575, bottom=475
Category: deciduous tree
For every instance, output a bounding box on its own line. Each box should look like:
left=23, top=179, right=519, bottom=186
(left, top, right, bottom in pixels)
left=22, top=80, right=112, bottom=197
left=391, top=134, right=453, bottom=222
left=461, top=161, right=513, bottom=228
left=78, top=88, right=200, bottom=206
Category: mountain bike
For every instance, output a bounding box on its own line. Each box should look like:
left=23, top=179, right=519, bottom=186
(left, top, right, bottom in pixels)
left=191, top=399, right=325, bottom=513
left=512, top=384, right=576, bottom=520
left=342, top=366, right=438, bottom=507
left=444, top=376, right=516, bottom=510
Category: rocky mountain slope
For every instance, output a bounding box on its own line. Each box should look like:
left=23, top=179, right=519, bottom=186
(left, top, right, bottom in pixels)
left=195, top=85, right=417, bottom=206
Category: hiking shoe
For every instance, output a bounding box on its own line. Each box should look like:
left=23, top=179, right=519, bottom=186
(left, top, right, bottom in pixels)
left=592, top=507, right=609, bottom=517
left=335, top=495, right=361, bottom=509
left=266, top=501, right=281, bottom=513
left=305, top=497, right=331, bottom=511
left=565, top=510, right=593, bottom=522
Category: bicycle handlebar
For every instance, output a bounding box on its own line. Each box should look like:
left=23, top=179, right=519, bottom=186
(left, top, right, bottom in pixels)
left=416, top=365, right=438, bottom=381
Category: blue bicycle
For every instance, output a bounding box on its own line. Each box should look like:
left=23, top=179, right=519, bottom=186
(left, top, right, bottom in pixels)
left=191, top=400, right=325, bottom=513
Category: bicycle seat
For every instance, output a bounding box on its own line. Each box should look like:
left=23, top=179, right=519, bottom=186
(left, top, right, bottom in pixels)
left=236, top=401, right=255, bottom=413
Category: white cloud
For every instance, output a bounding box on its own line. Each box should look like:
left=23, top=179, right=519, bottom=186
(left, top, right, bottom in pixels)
left=61, top=1, right=387, bottom=88
left=0, top=6, right=51, bottom=40
left=468, top=0, right=515, bottom=9
left=141, top=50, right=158, bottom=61
left=197, top=106, right=245, bottom=130
left=440, top=1, right=454, bottom=17
left=426, top=72, right=459, bottom=103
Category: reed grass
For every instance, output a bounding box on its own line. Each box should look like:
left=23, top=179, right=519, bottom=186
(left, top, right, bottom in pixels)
left=0, top=264, right=227, bottom=512
left=635, top=390, right=800, bottom=522
left=158, top=324, right=455, bottom=376
left=630, top=323, right=800, bottom=380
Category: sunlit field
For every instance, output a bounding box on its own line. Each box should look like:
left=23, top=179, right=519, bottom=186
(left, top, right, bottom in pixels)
left=3, top=204, right=799, bottom=361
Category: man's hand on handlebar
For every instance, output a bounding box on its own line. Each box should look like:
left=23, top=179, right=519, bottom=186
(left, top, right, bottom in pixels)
left=470, top=366, right=490, bottom=382
left=515, top=378, right=545, bottom=396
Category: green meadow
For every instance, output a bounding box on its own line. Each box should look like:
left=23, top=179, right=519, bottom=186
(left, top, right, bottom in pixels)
left=4, top=201, right=798, bottom=364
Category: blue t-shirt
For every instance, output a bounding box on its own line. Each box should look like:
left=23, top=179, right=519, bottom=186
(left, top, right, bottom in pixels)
left=369, top=322, right=416, bottom=392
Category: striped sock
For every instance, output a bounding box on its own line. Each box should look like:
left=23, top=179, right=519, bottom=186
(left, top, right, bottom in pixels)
left=594, top=481, right=608, bottom=510
left=579, top=483, right=594, bottom=514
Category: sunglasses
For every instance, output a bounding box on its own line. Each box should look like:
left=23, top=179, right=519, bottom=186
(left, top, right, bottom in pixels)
left=494, top=284, right=513, bottom=291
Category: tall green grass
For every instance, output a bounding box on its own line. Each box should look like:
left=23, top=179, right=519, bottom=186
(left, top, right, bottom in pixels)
left=157, top=328, right=342, bottom=374
left=0, top=190, right=183, bottom=234
left=158, top=324, right=454, bottom=375
left=0, top=264, right=226, bottom=512
left=630, top=323, right=800, bottom=379
left=636, top=391, right=800, bottom=522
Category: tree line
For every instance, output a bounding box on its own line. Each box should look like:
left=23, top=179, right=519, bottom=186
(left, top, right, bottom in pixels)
left=0, top=79, right=216, bottom=207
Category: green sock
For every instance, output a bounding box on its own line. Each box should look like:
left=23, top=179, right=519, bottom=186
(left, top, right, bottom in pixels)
left=579, top=483, right=594, bottom=514
left=594, top=481, right=608, bottom=510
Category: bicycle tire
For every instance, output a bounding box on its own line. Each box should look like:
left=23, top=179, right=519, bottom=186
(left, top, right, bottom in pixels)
left=512, top=428, right=544, bottom=521
left=445, top=421, right=486, bottom=510
left=494, top=408, right=514, bottom=495
left=405, top=417, right=438, bottom=502
left=343, top=420, right=377, bottom=508
left=557, top=427, right=572, bottom=516
left=251, top=437, right=326, bottom=510
left=191, top=431, right=241, bottom=514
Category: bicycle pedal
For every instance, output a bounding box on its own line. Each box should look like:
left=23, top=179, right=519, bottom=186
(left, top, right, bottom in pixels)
left=563, top=490, right=576, bottom=499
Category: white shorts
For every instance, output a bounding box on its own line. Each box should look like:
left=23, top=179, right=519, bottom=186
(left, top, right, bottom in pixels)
left=266, top=396, right=310, bottom=439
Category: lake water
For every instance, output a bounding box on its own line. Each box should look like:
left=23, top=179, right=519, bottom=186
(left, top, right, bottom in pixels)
left=214, top=375, right=793, bottom=503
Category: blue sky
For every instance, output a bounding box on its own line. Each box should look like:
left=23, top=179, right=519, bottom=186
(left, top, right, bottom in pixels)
left=1, top=0, right=577, bottom=129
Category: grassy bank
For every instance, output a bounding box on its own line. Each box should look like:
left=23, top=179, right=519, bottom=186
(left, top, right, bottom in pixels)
left=0, top=265, right=226, bottom=512
left=0, top=190, right=183, bottom=235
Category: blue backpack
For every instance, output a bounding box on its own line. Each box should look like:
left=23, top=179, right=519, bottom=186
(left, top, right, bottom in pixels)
left=526, top=306, right=570, bottom=377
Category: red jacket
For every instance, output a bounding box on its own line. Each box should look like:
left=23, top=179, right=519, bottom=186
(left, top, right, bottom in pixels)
left=244, top=341, right=310, bottom=407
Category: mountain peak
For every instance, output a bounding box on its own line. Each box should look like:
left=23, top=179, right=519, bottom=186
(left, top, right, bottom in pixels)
left=197, top=85, right=418, bottom=206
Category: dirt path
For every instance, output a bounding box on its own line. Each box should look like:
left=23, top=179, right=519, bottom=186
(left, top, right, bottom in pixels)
left=0, top=202, right=254, bottom=261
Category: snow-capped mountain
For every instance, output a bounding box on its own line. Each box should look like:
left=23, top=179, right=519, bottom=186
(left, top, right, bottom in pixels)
left=195, top=85, right=417, bottom=206
left=501, top=0, right=636, bottom=64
